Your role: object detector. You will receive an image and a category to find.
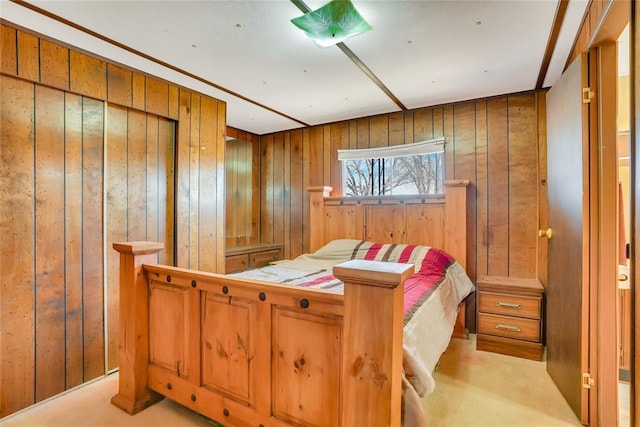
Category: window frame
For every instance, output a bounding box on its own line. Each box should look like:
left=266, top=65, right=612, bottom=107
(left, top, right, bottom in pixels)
left=338, top=137, right=446, bottom=197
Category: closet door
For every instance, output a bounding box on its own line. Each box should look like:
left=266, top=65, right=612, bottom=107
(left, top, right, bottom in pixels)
left=105, top=104, right=176, bottom=371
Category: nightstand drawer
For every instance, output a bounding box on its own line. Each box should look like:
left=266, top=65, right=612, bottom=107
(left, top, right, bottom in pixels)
left=250, top=249, right=280, bottom=268
left=478, top=291, right=541, bottom=319
left=226, top=254, right=249, bottom=273
left=478, top=313, right=540, bottom=342
left=225, top=244, right=282, bottom=273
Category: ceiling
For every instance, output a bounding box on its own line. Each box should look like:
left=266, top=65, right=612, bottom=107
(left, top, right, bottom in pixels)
left=1, top=0, right=589, bottom=135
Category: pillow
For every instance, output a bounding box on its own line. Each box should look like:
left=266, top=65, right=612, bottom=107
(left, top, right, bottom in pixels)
left=350, top=241, right=454, bottom=276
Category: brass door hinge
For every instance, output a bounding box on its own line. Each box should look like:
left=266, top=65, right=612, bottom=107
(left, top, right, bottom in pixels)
left=582, top=372, right=594, bottom=389
left=582, top=87, right=595, bottom=104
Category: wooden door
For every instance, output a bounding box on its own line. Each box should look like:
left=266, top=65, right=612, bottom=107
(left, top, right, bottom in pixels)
left=545, top=53, right=590, bottom=424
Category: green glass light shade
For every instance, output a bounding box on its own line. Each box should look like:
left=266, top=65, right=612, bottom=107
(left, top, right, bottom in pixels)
left=291, top=0, right=372, bottom=47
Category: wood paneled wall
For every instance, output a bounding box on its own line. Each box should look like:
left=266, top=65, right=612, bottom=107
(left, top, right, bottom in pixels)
left=259, top=92, right=548, bottom=332
left=0, top=22, right=226, bottom=417
left=225, top=126, right=260, bottom=248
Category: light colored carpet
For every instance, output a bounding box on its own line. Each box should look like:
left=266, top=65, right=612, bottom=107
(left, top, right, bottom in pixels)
left=0, top=335, right=600, bottom=426
left=424, top=335, right=582, bottom=426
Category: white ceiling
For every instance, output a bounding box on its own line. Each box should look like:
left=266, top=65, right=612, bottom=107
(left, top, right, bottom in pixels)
left=1, top=0, right=589, bottom=135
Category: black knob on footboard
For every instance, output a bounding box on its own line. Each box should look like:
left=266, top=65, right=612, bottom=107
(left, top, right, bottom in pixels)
left=223, top=408, right=230, bottom=417
left=259, top=292, right=266, bottom=301
left=299, top=298, right=310, bottom=309
left=222, top=285, right=229, bottom=294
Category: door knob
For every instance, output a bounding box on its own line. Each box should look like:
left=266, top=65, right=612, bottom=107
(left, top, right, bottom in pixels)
left=538, top=228, right=553, bottom=239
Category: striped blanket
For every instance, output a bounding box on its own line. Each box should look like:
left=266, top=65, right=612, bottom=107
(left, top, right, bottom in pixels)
left=249, top=240, right=455, bottom=326
left=231, top=239, right=475, bottom=397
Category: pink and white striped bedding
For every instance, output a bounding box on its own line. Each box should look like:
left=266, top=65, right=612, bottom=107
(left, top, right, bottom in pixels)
left=231, top=239, right=475, bottom=397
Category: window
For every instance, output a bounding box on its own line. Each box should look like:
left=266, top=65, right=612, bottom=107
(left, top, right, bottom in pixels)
left=338, top=137, right=445, bottom=196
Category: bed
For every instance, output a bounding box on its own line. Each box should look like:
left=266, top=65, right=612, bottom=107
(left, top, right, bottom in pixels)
left=111, top=180, right=473, bottom=426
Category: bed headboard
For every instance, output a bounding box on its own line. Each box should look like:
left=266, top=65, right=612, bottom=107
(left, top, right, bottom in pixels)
left=308, top=180, right=470, bottom=271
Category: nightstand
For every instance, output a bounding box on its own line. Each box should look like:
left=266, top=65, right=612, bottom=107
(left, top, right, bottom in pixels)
left=476, top=275, right=544, bottom=361
left=225, top=243, right=282, bottom=273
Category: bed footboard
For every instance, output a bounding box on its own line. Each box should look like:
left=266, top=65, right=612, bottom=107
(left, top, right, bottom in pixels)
left=112, top=242, right=413, bottom=427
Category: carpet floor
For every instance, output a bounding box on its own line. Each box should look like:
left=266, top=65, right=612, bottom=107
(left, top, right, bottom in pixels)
left=1, top=335, right=589, bottom=426
left=423, top=335, right=582, bottom=426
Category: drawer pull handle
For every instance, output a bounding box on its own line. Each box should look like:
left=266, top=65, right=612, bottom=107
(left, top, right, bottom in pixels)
left=495, top=323, right=521, bottom=332
left=497, top=301, right=522, bottom=309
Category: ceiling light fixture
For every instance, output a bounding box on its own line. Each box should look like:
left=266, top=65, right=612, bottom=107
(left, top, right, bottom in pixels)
left=291, top=0, right=372, bottom=47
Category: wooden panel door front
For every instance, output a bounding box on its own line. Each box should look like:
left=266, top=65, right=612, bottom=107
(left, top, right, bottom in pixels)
left=545, top=53, right=590, bottom=424
left=365, top=203, right=405, bottom=243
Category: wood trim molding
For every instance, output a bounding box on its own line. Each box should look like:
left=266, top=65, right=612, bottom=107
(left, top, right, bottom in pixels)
left=536, top=0, right=570, bottom=89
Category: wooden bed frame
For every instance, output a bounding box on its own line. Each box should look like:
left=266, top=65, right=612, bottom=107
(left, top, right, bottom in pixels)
left=111, top=180, right=470, bottom=426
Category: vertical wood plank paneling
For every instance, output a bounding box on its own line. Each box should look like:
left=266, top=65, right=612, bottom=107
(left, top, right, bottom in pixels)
left=404, top=112, right=414, bottom=144
left=283, top=132, right=292, bottom=258
left=198, top=96, right=218, bottom=272
left=176, top=89, right=192, bottom=268
left=357, top=119, right=369, bottom=148
left=1, top=25, right=222, bottom=416
left=243, top=135, right=254, bottom=245
left=487, top=98, right=509, bottom=276
left=330, top=122, right=349, bottom=197
left=452, top=102, right=477, bottom=331
left=388, top=112, right=405, bottom=145
left=302, top=128, right=311, bottom=252
left=146, top=115, right=160, bottom=244
left=1, top=25, right=17, bottom=75
left=443, top=106, right=455, bottom=180
left=132, top=73, right=146, bottom=111
left=189, top=95, right=201, bottom=269
left=348, top=120, right=358, bottom=149
left=17, top=30, right=39, bottom=82
left=1, top=76, right=36, bottom=417
left=432, top=107, right=444, bottom=138
left=475, top=100, right=489, bottom=278
left=64, top=93, right=84, bottom=389
left=69, top=51, right=106, bottom=100
left=40, top=40, right=69, bottom=90
left=309, top=126, right=324, bottom=186
left=107, top=64, right=132, bottom=107
left=106, top=105, right=128, bottom=373
left=413, top=109, right=433, bottom=141
left=225, top=138, right=239, bottom=246
left=214, top=98, right=225, bottom=269
left=453, top=102, right=477, bottom=280
left=81, top=97, right=105, bottom=381
left=34, top=85, right=66, bottom=401
left=261, top=134, right=275, bottom=244
left=290, top=129, right=304, bottom=258
left=127, top=110, right=147, bottom=241
left=168, top=85, right=180, bottom=120
left=273, top=133, right=285, bottom=246
left=146, top=77, right=169, bottom=118
left=251, top=133, right=261, bottom=244
left=323, top=124, right=331, bottom=186
left=159, top=117, right=176, bottom=265
left=507, top=94, right=538, bottom=277
left=369, top=115, right=389, bottom=148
